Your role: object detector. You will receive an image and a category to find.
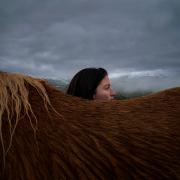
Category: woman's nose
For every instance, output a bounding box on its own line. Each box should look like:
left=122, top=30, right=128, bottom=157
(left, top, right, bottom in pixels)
left=110, top=88, right=116, bottom=97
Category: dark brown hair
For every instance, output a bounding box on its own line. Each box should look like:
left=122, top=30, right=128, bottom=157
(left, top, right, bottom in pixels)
left=67, top=68, right=107, bottom=100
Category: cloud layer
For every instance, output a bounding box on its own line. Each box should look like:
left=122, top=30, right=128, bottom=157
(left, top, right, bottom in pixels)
left=0, top=0, right=180, bottom=90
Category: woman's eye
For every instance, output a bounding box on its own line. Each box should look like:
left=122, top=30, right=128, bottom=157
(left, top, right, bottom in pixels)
left=105, top=86, right=110, bottom=90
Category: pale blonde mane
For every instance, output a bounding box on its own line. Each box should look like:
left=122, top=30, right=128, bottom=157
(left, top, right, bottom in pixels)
left=0, top=72, right=51, bottom=165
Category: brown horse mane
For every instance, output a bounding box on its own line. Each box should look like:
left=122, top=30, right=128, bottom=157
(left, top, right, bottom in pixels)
left=0, top=71, right=180, bottom=179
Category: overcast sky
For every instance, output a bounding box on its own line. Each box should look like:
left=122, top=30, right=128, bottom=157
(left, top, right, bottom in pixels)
left=0, top=0, right=180, bottom=91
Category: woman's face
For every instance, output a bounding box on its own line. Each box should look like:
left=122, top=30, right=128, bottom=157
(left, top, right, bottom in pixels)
left=93, top=75, right=116, bottom=101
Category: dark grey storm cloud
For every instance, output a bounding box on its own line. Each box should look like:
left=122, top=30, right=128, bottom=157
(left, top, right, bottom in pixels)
left=0, top=0, right=180, bottom=90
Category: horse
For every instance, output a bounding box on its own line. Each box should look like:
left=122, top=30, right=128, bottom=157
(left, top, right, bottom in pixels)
left=0, top=71, right=180, bottom=179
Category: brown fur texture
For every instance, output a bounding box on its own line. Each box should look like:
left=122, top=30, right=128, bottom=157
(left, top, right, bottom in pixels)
left=0, top=71, right=180, bottom=180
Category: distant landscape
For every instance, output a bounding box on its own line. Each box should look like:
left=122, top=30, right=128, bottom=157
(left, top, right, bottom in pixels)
left=47, top=79, right=153, bottom=100
left=47, top=73, right=180, bottom=100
